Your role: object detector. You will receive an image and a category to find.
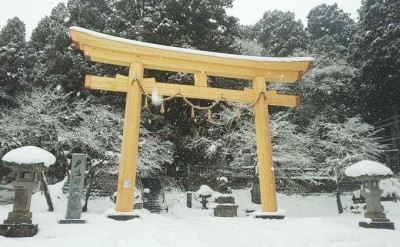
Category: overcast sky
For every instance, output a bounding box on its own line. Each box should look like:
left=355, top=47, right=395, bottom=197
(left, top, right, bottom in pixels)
left=0, top=0, right=361, bottom=39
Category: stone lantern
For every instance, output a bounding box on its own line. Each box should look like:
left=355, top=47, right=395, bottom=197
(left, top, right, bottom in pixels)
left=196, top=185, right=214, bottom=209
left=345, top=160, right=395, bottom=230
left=0, top=146, right=56, bottom=237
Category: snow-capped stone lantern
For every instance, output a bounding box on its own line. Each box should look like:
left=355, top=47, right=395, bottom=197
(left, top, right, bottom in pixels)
left=0, top=146, right=56, bottom=237
left=345, top=160, right=395, bottom=230
left=196, top=185, right=214, bottom=209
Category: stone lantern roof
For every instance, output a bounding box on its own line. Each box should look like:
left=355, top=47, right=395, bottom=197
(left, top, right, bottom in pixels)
left=345, top=160, right=393, bottom=180
left=196, top=185, right=214, bottom=197
left=2, top=146, right=56, bottom=170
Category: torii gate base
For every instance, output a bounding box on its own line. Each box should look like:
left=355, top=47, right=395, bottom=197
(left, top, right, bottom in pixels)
left=69, top=27, right=313, bottom=220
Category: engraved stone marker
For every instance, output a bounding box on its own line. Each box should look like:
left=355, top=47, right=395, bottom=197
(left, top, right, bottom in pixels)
left=58, top=154, right=86, bottom=224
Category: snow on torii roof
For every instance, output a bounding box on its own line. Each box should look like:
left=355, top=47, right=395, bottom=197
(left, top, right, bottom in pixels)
left=69, top=26, right=313, bottom=82
left=2, top=146, right=56, bottom=168
left=345, top=160, right=393, bottom=178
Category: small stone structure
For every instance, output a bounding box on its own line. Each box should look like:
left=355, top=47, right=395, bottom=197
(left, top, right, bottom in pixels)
left=187, top=192, right=192, bottom=208
left=196, top=185, right=214, bottom=209
left=213, top=195, right=238, bottom=217
left=345, top=160, right=395, bottom=230
left=58, top=154, right=86, bottom=224
left=250, top=178, right=261, bottom=204
left=0, top=146, right=55, bottom=237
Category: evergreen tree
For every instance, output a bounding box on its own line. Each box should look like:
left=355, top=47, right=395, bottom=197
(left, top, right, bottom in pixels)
left=0, top=17, right=26, bottom=106
left=355, top=0, right=400, bottom=171
left=356, top=0, right=400, bottom=121
left=27, top=4, right=87, bottom=91
left=254, top=10, right=307, bottom=56
left=111, top=0, right=239, bottom=53
left=307, top=3, right=356, bottom=48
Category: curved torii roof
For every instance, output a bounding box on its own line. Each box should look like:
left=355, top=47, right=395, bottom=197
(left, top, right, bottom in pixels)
left=69, top=26, right=313, bottom=82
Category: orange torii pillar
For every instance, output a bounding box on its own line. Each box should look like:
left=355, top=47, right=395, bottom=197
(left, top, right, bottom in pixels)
left=69, top=26, right=313, bottom=219
left=115, top=62, right=143, bottom=212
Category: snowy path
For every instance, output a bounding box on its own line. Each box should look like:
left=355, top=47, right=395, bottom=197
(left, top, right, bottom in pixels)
left=0, top=182, right=399, bottom=247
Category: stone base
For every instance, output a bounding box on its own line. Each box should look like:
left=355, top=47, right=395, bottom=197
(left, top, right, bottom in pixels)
left=0, top=224, right=38, bottom=237
left=253, top=209, right=286, bottom=220
left=107, top=215, right=140, bottom=221
left=4, top=211, right=33, bottom=224
left=254, top=214, right=285, bottom=219
left=58, top=219, right=87, bottom=224
left=214, top=204, right=238, bottom=217
left=359, top=221, right=395, bottom=230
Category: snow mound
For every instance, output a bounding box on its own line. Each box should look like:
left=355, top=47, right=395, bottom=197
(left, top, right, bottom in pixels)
left=345, top=160, right=393, bottom=177
left=2, top=146, right=56, bottom=167
left=196, top=185, right=214, bottom=197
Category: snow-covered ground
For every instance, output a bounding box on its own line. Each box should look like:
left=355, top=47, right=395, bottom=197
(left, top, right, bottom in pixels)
left=0, top=180, right=399, bottom=247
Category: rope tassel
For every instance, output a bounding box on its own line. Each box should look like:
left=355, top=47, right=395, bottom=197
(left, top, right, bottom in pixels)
left=160, top=102, right=165, bottom=114
left=191, top=106, right=195, bottom=119
left=144, top=96, right=149, bottom=109
left=208, top=109, right=213, bottom=121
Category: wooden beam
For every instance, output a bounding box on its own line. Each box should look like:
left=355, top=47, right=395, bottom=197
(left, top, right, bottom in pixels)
left=70, top=27, right=313, bottom=83
left=85, top=75, right=300, bottom=107
left=194, top=71, right=207, bottom=87
left=81, top=45, right=304, bottom=82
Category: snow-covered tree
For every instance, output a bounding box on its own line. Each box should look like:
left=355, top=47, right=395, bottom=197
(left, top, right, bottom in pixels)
left=356, top=0, right=400, bottom=120
left=0, top=17, right=27, bottom=106
left=307, top=3, right=356, bottom=48
left=185, top=106, right=313, bottom=179
left=254, top=10, right=307, bottom=56
left=0, top=87, right=175, bottom=180
left=308, top=116, right=386, bottom=213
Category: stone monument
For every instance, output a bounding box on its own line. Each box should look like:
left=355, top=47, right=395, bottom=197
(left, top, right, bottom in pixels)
left=58, top=154, right=86, bottom=224
left=214, top=195, right=238, bottom=217
left=213, top=177, right=238, bottom=217
left=0, top=146, right=55, bottom=237
left=345, top=160, right=395, bottom=230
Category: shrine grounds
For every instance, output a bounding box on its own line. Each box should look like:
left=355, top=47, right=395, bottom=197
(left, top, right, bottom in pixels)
left=0, top=180, right=399, bottom=247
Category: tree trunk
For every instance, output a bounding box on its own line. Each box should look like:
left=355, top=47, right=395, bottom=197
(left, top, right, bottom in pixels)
left=391, top=106, right=400, bottom=172
left=37, top=171, right=54, bottom=212
left=336, top=186, right=343, bottom=214
left=81, top=179, right=93, bottom=213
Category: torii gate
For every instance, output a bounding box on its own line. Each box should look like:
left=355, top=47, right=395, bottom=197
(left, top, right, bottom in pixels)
left=69, top=26, right=313, bottom=215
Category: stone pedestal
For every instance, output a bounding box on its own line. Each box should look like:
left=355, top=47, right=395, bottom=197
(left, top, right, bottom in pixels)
left=0, top=224, right=38, bottom=237
left=359, top=220, right=395, bottom=230
left=214, top=204, right=238, bottom=217
left=254, top=214, right=285, bottom=219
left=213, top=196, right=238, bottom=217
left=107, top=215, right=140, bottom=221
left=253, top=208, right=286, bottom=219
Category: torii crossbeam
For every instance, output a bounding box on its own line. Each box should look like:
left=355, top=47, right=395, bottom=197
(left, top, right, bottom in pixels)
left=69, top=26, right=313, bottom=215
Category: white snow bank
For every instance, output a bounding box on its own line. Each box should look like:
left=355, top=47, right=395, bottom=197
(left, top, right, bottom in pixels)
left=345, top=160, right=393, bottom=177
left=1, top=183, right=400, bottom=247
left=2, top=146, right=56, bottom=167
